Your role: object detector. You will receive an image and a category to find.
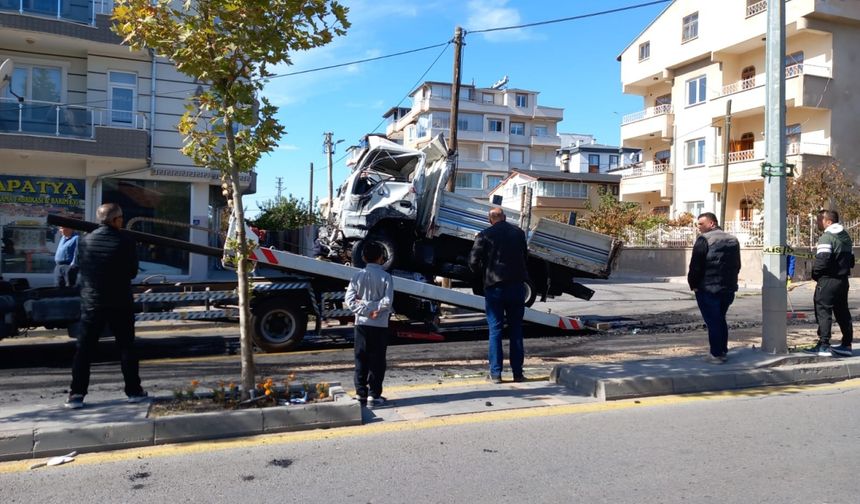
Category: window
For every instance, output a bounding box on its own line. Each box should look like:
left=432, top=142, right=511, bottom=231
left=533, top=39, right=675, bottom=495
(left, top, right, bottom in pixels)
left=457, top=113, right=482, bottom=131
left=741, top=66, right=756, bottom=89
left=487, top=147, right=504, bottom=162
left=482, top=93, right=495, bottom=104
left=533, top=125, right=548, bottom=137
left=510, top=149, right=524, bottom=164
left=682, top=12, right=698, bottom=42
left=686, top=75, right=707, bottom=106
left=683, top=201, right=704, bottom=216
left=430, top=111, right=450, bottom=130
left=638, top=41, right=650, bottom=61
left=455, top=172, right=483, bottom=189
left=487, top=175, right=503, bottom=190
left=656, top=94, right=672, bottom=106
left=655, top=149, right=671, bottom=165
left=3, top=64, right=62, bottom=102
left=537, top=181, right=588, bottom=199
left=685, top=138, right=706, bottom=166
left=786, top=123, right=801, bottom=151
left=515, top=93, right=528, bottom=107
left=416, top=114, right=430, bottom=137
left=459, top=88, right=475, bottom=101
left=109, top=71, right=137, bottom=126
left=609, top=155, right=619, bottom=170
left=740, top=198, right=754, bottom=222
left=487, top=118, right=504, bottom=133
left=510, top=121, right=525, bottom=135
left=431, top=84, right=452, bottom=99
left=588, top=154, right=600, bottom=173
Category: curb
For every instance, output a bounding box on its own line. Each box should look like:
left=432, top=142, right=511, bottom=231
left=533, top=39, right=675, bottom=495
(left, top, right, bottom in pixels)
left=0, top=387, right=361, bottom=462
left=550, top=353, right=860, bottom=401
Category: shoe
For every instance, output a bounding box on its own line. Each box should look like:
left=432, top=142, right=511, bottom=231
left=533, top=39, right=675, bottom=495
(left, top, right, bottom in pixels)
left=831, top=344, right=853, bottom=357
left=64, top=394, right=84, bottom=409
left=513, top=375, right=526, bottom=383
left=703, top=353, right=727, bottom=365
left=355, top=395, right=367, bottom=407
left=803, top=342, right=832, bottom=356
left=367, top=396, right=387, bottom=409
left=488, top=375, right=502, bottom=384
left=127, top=391, right=149, bottom=404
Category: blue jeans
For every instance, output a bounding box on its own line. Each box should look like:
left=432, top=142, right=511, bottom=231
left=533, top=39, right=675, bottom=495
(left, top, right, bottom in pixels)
left=484, top=283, right=525, bottom=377
left=695, top=290, right=735, bottom=357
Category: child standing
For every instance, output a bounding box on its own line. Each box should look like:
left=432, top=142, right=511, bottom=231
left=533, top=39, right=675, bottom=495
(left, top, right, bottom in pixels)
left=345, top=241, right=394, bottom=408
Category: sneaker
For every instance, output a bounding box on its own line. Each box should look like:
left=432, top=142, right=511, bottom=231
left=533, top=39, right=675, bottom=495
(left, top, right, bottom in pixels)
left=703, top=353, right=727, bottom=365
left=355, top=395, right=368, bottom=407
left=127, top=391, right=149, bottom=404
left=831, top=344, right=853, bottom=357
left=488, top=375, right=503, bottom=384
left=513, top=375, right=527, bottom=383
left=367, top=396, right=387, bottom=409
left=803, top=342, right=832, bottom=356
left=64, top=394, right=84, bottom=409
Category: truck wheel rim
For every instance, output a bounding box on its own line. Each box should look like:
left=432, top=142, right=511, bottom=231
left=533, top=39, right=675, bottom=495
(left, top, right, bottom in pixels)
left=260, top=309, right=297, bottom=344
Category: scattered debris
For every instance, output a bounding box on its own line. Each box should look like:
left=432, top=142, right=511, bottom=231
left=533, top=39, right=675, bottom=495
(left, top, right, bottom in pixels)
left=485, top=401, right=493, bottom=407
left=241, top=475, right=256, bottom=481
left=128, top=471, right=151, bottom=481
left=29, top=451, right=77, bottom=470
left=268, top=458, right=293, bottom=468
left=482, top=448, right=498, bottom=453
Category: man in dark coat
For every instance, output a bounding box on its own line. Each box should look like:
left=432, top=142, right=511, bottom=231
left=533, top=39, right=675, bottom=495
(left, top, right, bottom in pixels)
left=468, top=207, right=529, bottom=383
left=688, top=212, right=741, bottom=364
left=65, top=203, right=146, bottom=409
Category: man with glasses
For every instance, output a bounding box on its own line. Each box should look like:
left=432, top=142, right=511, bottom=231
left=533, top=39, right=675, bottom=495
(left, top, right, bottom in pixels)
left=688, top=212, right=741, bottom=364
left=65, top=203, right=146, bottom=409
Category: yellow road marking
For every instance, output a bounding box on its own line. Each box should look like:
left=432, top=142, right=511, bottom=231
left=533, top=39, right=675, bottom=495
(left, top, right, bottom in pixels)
left=2, top=378, right=859, bottom=475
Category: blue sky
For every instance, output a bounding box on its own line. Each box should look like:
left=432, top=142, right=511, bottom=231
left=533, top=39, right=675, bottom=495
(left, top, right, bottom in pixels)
left=250, top=0, right=670, bottom=216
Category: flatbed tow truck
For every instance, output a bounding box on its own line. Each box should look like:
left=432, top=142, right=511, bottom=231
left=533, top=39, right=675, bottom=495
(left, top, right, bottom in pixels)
left=0, top=212, right=584, bottom=352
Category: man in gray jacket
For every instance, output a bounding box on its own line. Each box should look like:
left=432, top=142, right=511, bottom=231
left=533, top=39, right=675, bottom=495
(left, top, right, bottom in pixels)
left=688, top=212, right=741, bottom=364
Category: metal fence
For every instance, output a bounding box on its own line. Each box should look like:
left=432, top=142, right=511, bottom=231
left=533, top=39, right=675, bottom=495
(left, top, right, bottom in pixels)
left=623, top=217, right=860, bottom=249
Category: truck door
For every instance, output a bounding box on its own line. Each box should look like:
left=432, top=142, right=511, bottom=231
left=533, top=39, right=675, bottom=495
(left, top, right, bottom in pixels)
left=412, top=134, right=451, bottom=237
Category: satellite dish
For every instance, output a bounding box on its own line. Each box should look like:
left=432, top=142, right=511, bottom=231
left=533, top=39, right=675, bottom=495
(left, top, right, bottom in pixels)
left=0, top=59, right=13, bottom=91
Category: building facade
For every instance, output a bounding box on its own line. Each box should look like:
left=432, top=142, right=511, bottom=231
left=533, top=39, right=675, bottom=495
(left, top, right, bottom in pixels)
left=617, top=0, right=860, bottom=220
left=383, top=81, right=563, bottom=199
left=556, top=137, right=641, bottom=174
left=0, top=2, right=251, bottom=286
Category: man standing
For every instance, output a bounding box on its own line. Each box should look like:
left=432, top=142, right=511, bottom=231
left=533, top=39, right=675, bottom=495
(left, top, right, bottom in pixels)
left=53, top=226, right=79, bottom=288
left=806, top=209, right=854, bottom=357
left=468, top=207, right=529, bottom=383
left=65, top=203, right=146, bottom=409
left=687, top=212, right=741, bottom=364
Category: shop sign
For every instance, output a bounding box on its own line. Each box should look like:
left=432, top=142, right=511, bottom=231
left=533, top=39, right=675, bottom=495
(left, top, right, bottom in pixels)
left=0, top=175, right=85, bottom=208
left=150, top=167, right=252, bottom=184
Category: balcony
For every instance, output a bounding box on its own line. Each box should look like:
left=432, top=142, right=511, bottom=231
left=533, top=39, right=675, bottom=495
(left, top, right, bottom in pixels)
left=0, top=0, right=112, bottom=26
left=712, top=63, right=832, bottom=117
left=620, top=104, right=673, bottom=143
left=530, top=134, right=559, bottom=148
left=618, top=162, right=673, bottom=199
left=709, top=148, right=763, bottom=187
left=746, top=0, right=767, bottom=18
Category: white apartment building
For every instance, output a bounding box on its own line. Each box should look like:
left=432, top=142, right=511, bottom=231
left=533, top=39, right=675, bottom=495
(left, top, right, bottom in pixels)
left=556, top=136, right=641, bottom=174
left=617, top=0, right=860, bottom=221
left=383, top=81, right=563, bottom=199
left=0, top=2, right=251, bottom=286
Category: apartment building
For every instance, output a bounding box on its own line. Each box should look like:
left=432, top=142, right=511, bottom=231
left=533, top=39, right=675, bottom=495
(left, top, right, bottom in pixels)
left=0, top=2, right=251, bottom=286
left=617, top=0, right=860, bottom=221
left=383, top=81, right=563, bottom=199
left=556, top=136, right=641, bottom=174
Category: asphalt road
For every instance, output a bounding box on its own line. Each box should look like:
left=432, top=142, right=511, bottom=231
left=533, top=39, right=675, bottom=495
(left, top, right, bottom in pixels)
left=2, top=378, right=859, bottom=503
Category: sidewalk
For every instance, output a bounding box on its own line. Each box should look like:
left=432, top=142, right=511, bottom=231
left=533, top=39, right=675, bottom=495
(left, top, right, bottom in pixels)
left=2, top=345, right=857, bottom=462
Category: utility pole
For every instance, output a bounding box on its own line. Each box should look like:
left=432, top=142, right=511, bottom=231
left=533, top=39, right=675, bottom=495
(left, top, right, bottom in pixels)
left=309, top=162, right=314, bottom=218
left=275, top=177, right=284, bottom=201
left=761, top=0, right=788, bottom=354
left=323, top=132, right=334, bottom=218
left=720, top=100, right=732, bottom=227
left=445, top=26, right=464, bottom=192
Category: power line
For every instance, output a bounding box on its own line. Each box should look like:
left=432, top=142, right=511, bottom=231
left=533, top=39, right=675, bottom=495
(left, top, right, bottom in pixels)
left=467, top=0, right=672, bottom=34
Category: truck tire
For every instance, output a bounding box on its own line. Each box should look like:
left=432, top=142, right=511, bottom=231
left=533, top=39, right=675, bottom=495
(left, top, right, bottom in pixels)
left=523, top=279, right=537, bottom=308
left=351, top=233, right=399, bottom=270
left=251, top=297, right=308, bottom=352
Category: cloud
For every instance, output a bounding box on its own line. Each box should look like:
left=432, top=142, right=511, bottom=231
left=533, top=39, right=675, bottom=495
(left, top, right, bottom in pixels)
left=466, top=0, right=535, bottom=42
left=277, top=143, right=299, bottom=151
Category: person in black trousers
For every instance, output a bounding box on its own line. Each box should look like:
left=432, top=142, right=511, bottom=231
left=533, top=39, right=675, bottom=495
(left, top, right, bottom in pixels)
left=65, top=203, right=146, bottom=409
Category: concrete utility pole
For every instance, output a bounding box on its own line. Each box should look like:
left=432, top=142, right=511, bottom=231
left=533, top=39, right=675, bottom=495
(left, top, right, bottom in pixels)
left=275, top=177, right=284, bottom=201
left=309, top=162, right=314, bottom=218
left=761, top=0, right=788, bottom=354
left=323, top=132, right=335, bottom=218
left=720, top=100, right=732, bottom=227
left=445, top=26, right=464, bottom=192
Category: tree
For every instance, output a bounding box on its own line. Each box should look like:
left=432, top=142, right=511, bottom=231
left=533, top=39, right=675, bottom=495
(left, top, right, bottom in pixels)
left=252, top=195, right=322, bottom=230
left=746, top=161, right=860, bottom=220
left=576, top=187, right=664, bottom=240
left=113, top=0, right=349, bottom=399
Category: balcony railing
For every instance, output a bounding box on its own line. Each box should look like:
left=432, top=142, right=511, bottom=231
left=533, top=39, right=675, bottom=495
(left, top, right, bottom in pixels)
left=0, top=0, right=112, bottom=26
left=719, top=63, right=831, bottom=97
left=746, top=0, right=767, bottom=18
left=623, top=162, right=670, bottom=178
left=0, top=97, right=146, bottom=139
left=714, top=149, right=757, bottom=164
left=621, top=104, right=672, bottom=125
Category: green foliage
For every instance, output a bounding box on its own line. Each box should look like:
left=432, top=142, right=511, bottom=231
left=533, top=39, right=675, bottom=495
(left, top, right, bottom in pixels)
left=577, top=187, right=658, bottom=239
left=745, top=161, right=860, bottom=221
left=251, top=195, right=321, bottom=230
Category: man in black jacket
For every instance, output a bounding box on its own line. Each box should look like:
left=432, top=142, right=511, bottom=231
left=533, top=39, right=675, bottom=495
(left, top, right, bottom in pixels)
left=468, top=207, right=529, bottom=383
left=65, top=203, right=146, bottom=409
left=687, top=212, right=741, bottom=364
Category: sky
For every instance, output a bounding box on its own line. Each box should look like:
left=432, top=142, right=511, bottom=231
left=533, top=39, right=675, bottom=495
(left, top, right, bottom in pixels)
left=249, top=0, right=671, bottom=217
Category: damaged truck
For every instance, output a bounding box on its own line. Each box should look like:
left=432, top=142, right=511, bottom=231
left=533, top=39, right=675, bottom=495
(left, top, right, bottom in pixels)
left=317, top=134, right=623, bottom=306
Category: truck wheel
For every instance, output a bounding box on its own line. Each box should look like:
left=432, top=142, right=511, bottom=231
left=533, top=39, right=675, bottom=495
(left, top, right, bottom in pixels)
left=251, top=298, right=308, bottom=352
left=351, top=233, right=398, bottom=270
left=523, top=279, right=537, bottom=308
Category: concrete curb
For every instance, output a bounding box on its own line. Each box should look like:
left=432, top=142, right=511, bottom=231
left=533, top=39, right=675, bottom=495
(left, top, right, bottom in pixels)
left=550, top=349, right=860, bottom=401
left=0, top=392, right=361, bottom=462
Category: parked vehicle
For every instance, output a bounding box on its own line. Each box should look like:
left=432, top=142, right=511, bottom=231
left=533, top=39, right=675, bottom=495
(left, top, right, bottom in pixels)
left=319, top=134, right=622, bottom=305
